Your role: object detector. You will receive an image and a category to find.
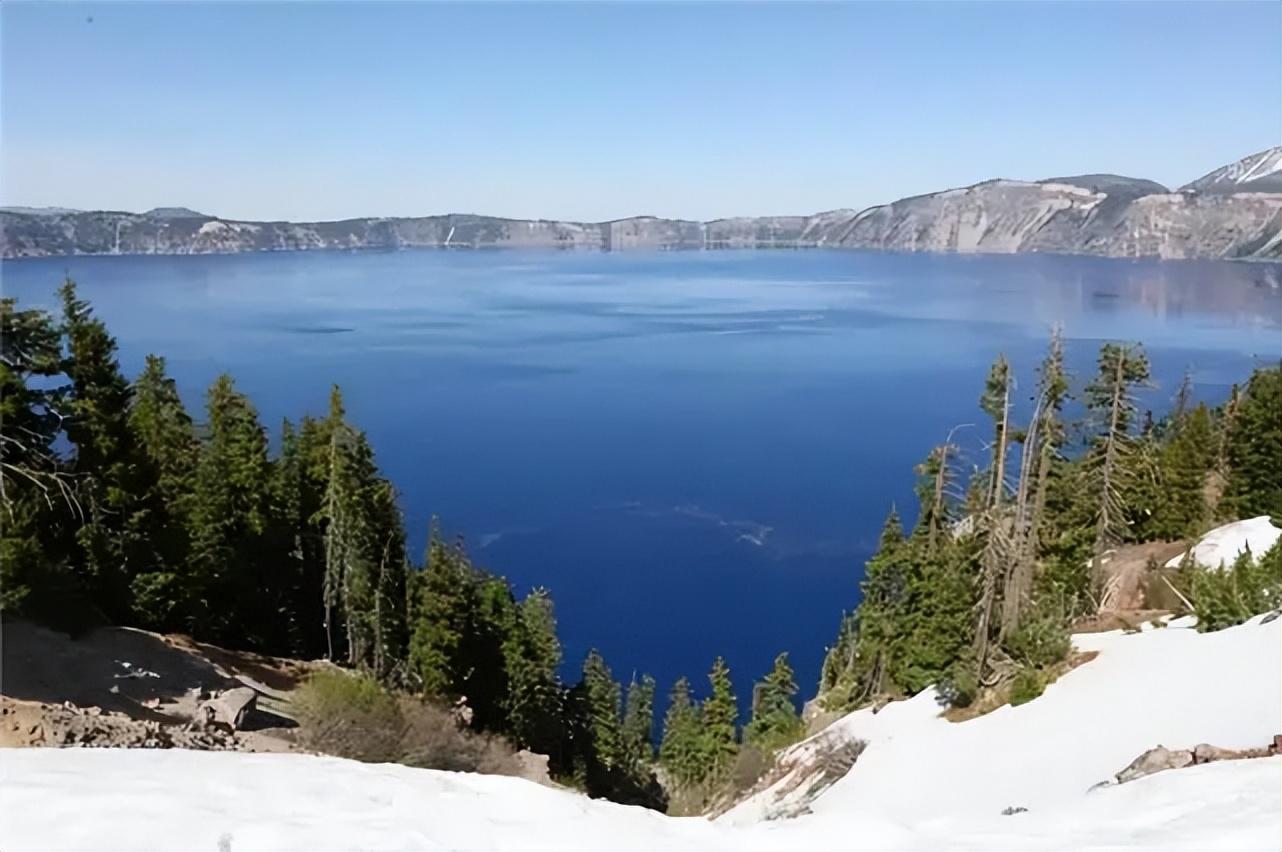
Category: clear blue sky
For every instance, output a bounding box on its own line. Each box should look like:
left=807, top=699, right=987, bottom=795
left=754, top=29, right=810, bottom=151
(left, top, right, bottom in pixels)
left=2, top=1, right=1278, bottom=222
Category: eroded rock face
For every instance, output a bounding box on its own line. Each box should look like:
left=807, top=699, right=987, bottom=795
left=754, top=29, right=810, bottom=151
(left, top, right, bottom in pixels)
left=5, top=149, right=1278, bottom=259
left=805, top=178, right=1282, bottom=260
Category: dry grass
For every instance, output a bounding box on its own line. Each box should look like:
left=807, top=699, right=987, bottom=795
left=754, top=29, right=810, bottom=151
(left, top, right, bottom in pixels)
left=293, top=669, right=521, bottom=775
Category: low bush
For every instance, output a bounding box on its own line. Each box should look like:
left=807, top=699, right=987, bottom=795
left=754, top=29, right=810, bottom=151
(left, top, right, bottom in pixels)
left=1009, top=667, right=1045, bottom=706
left=294, top=668, right=521, bottom=775
left=1188, top=540, right=1282, bottom=632
left=1004, top=600, right=1071, bottom=669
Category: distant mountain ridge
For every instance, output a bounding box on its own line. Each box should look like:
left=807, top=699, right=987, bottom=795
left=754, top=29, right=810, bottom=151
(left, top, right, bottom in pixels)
left=4, top=147, right=1280, bottom=260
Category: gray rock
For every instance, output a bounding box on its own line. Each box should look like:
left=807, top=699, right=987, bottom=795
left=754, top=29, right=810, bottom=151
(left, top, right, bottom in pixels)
left=196, top=687, right=257, bottom=732
left=1114, top=745, right=1195, bottom=784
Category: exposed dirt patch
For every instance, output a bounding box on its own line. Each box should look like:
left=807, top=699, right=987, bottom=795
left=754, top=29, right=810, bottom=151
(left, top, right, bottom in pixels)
left=1094, top=540, right=1189, bottom=611
left=0, top=695, right=292, bottom=751
left=0, top=619, right=314, bottom=750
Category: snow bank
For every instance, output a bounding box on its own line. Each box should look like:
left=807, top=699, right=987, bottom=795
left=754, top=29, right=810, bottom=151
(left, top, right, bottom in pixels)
left=1164, top=516, right=1281, bottom=570
left=726, top=614, right=1280, bottom=827
left=2, top=618, right=1279, bottom=851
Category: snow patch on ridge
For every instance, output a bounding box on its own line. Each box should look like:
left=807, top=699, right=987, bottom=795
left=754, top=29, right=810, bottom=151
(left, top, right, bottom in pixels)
left=2, top=612, right=1279, bottom=851
left=1164, top=516, right=1281, bottom=570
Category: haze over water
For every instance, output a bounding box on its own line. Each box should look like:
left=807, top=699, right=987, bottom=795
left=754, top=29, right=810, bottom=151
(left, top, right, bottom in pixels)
left=4, top=249, right=1279, bottom=700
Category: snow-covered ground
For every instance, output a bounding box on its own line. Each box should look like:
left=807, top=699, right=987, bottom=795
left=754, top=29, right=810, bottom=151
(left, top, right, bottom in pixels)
left=3, top=617, right=1279, bottom=851
left=1164, top=516, right=1281, bottom=570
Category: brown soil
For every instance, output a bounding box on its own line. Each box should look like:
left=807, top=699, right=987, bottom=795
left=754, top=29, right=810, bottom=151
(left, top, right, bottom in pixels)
left=1093, top=540, right=1189, bottom=612
left=0, top=619, right=318, bottom=750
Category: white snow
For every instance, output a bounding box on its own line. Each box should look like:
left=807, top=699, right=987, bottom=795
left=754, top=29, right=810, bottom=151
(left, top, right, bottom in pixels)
left=3, top=618, right=1279, bottom=851
left=1164, top=516, right=1282, bottom=570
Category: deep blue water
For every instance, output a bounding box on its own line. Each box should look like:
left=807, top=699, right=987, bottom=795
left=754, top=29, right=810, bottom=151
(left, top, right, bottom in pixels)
left=3, top=249, right=1279, bottom=706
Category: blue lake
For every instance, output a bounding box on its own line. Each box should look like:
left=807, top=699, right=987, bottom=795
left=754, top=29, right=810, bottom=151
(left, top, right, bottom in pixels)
left=3, top=249, right=1279, bottom=704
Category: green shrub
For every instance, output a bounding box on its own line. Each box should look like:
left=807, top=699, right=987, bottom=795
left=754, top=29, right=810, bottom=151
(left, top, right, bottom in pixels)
left=1009, top=667, right=1045, bottom=706
left=1004, top=596, right=1072, bottom=669
left=937, top=656, right=979, bottom=709
left=1189, top=540, right=1282, bottom=632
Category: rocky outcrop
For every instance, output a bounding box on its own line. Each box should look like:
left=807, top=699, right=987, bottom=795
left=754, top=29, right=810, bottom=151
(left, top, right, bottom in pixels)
left=1180, top=147, right=1282, bottom=194
left=1110, top=739, right=1279, bottom=786
left=0, top=210, right=796, bottom=257
left=805, top=165, right=1282, bottom=260
left=5, top=148, right=1279, bottom=260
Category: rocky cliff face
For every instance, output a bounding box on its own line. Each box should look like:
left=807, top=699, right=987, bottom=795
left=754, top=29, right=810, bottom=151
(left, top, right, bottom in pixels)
left=4, top=148, right=1279, bottom=260
left=0, top=210, right=808, bottom=257
left=801, top=149, right=1282, bottom=260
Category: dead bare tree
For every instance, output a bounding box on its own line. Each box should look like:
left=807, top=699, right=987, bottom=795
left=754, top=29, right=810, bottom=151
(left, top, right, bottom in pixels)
left=1084, top=343, right=1151, bottom=601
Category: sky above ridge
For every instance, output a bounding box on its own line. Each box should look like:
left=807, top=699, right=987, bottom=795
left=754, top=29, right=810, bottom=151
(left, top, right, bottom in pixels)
left=2, top=1, right=1279, bottom=222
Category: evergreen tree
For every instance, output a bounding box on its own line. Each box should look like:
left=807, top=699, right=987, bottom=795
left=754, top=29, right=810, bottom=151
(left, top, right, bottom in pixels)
left=845, top=509, right=911, bottom=699
left=744, top=652, right=803, bottom=750
left=579, top=649, right=623, bottom=770
left=126, top=355, right=200, bottom=630
left=0, top=298, right=71, bottom=615
left=408, top=523, right=474, bottom=696
left=701, top=656, right=738, bottom=780
left=1149, top=403, right=1216, bottom=539
left=979, top=354, right=1013, bottom=508
left=1223, top=367, right=1282, bottom=520
left=898, top=534, right=977, bottom=696
left=1082, top=343, right=1151, bottom=582
left=459, top=574, right=517, bottom=731
left=620, top=673, right=656, bottom=769
left=317, top=386, right=408, bottom=671
left=659, top=676, right=706, bottom=788
left=187, top=373, right=273, bottom=644
left=502, top=589, right=564, bottom=756
left=1001, top=327, right=1070, bottom=635
left=274, top=413, right=335, bottom=658
left=60, top=279, right=142, bottom=620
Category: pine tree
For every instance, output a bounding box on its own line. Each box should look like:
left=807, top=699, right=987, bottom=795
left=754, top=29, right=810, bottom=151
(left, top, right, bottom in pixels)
left=846, top=508, right=911, bottom=700
left=701, top=656, right=738, bottom=780
left=1149, top=403, right=1215, bottom=539
left=1223, top=367, right=1282, bottom=520
left=1001, top=327, right=1070, bottom=636
left=502, top=589, right=564, bottom=756
left=620, top=673, right=656, bottom=769
left=60, top=279, right=142, bottom=620
left=459, top=574, right=517, bottom=731
left=1083, top=343, right=1151, bottom=589
left=408, top=522, right=473, bottom=696
left=580, top=649, right=623, bottom=770
left=898, top=534, right=977, bottom=697
left=0, top=298, right=71, bottom=615
left=126, top=354, right=199, bottom=630
left=274, top=414, right=334, bottom=658
left=744, top=652, right=803, bottom=750
left=187, top=373, right=273, bottom=644
left=980, top=354, right=1014, bottom=509
left=659, top=676, right=706, bottom=788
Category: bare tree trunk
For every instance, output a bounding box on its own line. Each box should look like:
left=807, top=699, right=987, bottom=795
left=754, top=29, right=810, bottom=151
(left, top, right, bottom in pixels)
left=1001, top=394, right=1044, bottom=638
left=974, top=517, right=1002, bottom=674
left=1093, top=351, right=1128, bottom=588
left=992, top=378, right=1011, bottom=509
left=930, top=443, right=950, bottom=552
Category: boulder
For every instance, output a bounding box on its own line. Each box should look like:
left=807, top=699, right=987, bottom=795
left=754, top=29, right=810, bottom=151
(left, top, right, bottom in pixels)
left=196, top=687, right=257, bottom=732
left=1114, top=745, right=1194, bottom=784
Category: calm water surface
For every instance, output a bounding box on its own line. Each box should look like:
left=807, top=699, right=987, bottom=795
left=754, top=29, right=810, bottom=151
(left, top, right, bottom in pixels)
left=4, top=249, right=1279, bottom=702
